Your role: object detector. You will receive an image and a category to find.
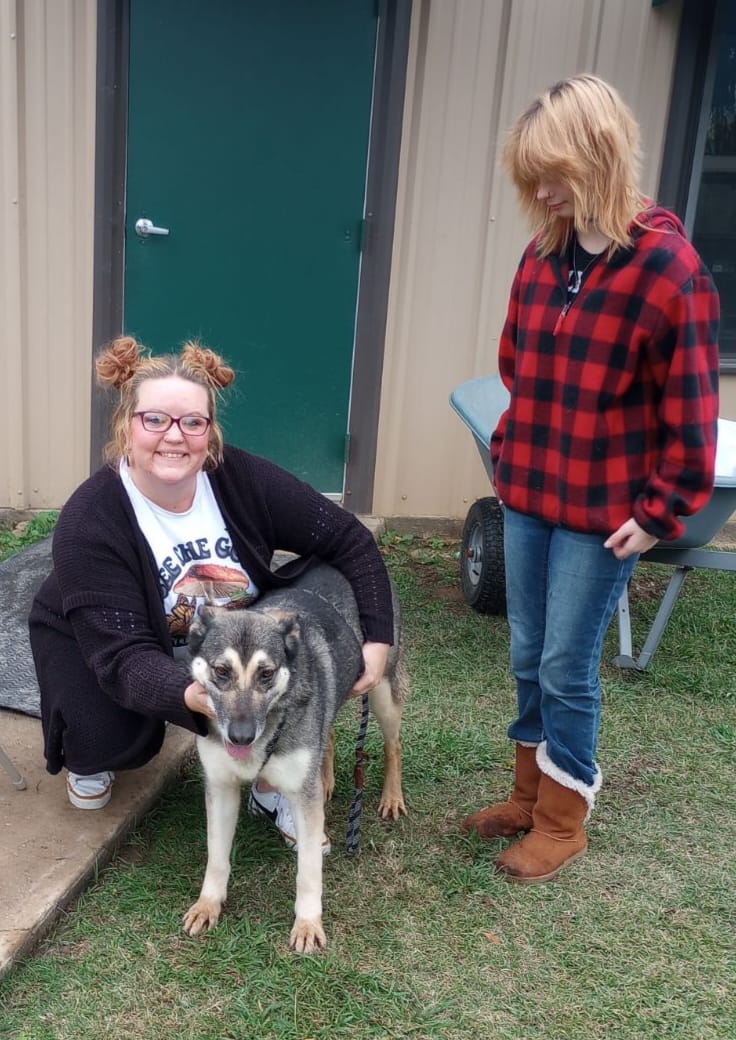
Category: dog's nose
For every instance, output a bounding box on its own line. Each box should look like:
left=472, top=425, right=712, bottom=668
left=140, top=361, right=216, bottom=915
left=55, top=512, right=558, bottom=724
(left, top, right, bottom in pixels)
left=227, top=718, right=257, bottom=746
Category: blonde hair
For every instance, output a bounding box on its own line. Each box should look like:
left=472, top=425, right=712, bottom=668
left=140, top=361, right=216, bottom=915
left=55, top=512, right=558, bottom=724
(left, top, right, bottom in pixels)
left=96, top=336, right=235, bottom=469
left=503, top=74, right=648, bottom=257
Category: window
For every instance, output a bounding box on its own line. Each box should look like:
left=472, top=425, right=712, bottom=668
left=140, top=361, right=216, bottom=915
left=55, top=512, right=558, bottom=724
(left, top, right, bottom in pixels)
left=660, top=0, right=736, bottom=367
left=690, top=3, right=736, bottom=360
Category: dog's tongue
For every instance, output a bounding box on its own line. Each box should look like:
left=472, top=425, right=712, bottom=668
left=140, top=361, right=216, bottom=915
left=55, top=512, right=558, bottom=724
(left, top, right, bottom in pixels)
left=225, top=740, right=254, bottom=760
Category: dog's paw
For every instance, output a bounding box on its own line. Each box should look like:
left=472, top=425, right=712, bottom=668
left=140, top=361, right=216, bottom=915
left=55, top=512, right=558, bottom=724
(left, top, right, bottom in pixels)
left=289, top=916, right=327, bottom=954
left=378, top=790, right=407, bottom=821
left=182, top=898, right=223, bottom=937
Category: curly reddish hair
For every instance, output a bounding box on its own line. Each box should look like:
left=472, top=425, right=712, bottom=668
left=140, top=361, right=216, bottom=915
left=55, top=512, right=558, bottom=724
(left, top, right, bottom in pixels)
left=96, top=336, right=235, bottom=469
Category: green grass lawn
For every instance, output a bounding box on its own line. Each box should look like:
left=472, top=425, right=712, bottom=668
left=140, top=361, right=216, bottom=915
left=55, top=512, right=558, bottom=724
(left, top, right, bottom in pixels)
left=1, top=532, right=734, bottom=1039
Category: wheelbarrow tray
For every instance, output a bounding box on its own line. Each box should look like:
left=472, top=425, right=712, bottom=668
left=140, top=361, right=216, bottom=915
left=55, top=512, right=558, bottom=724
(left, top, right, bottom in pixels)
left=450, top=374, right=736, bottom=669
left=449, top=375, right=509, bottom=486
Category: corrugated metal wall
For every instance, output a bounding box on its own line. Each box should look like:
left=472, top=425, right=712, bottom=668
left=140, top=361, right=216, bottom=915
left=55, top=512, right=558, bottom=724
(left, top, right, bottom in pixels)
left=0, top=0, right=699, bottom=517
left=373, top=0, right=683, bottom=518
left=0, top=0, right=96, bottom=511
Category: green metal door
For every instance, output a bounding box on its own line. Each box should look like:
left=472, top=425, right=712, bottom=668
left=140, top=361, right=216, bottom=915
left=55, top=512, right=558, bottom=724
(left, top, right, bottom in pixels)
left=125, top=0, right=377, bottom=491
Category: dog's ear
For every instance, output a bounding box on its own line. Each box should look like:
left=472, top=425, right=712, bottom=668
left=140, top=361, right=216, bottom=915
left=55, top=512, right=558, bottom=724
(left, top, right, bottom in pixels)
left=277, top=613, right=301, bottom=660
left=259, top=608, right=301, bottom=659
left=188, top=605, right=215, bottom=655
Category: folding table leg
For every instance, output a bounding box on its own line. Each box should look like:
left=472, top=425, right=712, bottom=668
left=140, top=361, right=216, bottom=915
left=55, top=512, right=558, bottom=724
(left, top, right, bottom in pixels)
left=614, top=585, right=634, bottom=665
left=612, top=566, right=693, bottom=671
left=0, top=743, right=27, bottom=790
left=635, top=566, right=691, bottom=670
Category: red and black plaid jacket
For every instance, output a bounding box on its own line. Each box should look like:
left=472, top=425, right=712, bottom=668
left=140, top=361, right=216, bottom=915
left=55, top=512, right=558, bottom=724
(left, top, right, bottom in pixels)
left=491, top=207, right=720, bottom=540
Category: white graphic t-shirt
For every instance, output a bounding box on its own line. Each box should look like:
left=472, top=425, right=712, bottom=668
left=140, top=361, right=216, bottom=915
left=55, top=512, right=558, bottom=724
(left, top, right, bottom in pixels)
left=120, top=461, right=258, bottom=657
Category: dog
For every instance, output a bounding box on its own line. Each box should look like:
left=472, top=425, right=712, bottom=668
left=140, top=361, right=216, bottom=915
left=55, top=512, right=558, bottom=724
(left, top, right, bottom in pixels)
left=182, top=562, right=407, bottom=952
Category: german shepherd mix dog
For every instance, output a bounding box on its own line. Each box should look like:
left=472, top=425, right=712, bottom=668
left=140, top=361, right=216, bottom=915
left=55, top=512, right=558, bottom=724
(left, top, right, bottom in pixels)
left=182, top=563, right=407, bottom=953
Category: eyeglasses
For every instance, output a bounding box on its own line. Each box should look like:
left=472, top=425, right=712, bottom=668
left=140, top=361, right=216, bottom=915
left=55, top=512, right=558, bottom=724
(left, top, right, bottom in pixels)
left=133, top=411, right=212, bottom=437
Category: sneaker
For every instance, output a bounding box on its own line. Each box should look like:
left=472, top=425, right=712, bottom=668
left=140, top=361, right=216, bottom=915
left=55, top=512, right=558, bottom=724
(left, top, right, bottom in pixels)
left=66, top=770, right=115, bottom=810
left=248, top=786, right=331, bottom=856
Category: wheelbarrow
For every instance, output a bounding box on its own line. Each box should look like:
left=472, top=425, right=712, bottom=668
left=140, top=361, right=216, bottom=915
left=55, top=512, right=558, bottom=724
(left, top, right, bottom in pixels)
left=450, top=374, right=736, bottom=670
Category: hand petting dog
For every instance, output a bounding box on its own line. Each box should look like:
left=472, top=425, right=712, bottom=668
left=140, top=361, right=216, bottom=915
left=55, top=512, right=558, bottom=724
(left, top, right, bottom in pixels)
left=351, top=641, right=391, bottom=696
left=184, top=680, right=216, bottom=718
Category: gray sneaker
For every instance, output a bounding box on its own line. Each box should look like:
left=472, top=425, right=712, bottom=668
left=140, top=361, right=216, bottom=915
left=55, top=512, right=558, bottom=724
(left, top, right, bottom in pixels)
left=67, top=770, right=115, bottom=810
left=247, top=787, right=331, bottom=855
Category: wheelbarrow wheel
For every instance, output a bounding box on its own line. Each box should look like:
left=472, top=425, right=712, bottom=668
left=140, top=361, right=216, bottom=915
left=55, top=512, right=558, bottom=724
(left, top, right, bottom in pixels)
left=460, top=497, right=506, bottom=615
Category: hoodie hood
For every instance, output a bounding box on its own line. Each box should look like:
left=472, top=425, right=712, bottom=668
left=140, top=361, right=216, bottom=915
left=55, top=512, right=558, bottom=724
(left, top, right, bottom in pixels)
left=634, top=204, right=687, bottom=238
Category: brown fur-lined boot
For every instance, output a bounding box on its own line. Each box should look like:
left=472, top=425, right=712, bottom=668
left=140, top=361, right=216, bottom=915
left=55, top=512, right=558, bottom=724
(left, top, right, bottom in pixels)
left=461, top=744, right=540, bottom=839
left=495, top=772, right=588, bottom=883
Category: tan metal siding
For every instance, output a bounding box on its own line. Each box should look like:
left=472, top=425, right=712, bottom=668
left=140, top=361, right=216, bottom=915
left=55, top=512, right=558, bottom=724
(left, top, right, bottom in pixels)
left=374, top=0, right=684, bottom=518
left=0, top=0, right=96, bottom=510
left=4, top=0, right=723, bottom=517
left=0, top=1, right=25, bottom=511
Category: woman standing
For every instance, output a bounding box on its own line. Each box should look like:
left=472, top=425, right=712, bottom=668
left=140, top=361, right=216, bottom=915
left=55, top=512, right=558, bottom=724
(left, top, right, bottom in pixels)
left=462, top=75, right=720, bottom=882
left=29, top=337, right=392, bottom=855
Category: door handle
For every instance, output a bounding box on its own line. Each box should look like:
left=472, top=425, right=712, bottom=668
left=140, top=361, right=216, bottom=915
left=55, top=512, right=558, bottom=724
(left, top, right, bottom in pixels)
left=135, top=217, right=170, bottom=237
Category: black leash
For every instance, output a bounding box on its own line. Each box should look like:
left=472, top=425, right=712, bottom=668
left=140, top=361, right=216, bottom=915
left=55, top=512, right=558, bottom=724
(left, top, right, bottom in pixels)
left=345, top=692, right=370, bottom=854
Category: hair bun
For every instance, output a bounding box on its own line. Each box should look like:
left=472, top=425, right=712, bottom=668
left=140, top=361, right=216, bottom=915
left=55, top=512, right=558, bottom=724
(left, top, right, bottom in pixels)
left=96, top=336, right=143, bottom=389
left=181, top=341, right=236, bottom=389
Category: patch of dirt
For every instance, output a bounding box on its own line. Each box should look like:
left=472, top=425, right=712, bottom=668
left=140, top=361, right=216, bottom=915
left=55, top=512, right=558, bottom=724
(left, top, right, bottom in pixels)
left=0, top=509, right=39, bottom=531
left=384, top=537, right=469, bottom=609
left=628, top=569, right=671, bottom=601
left=116, top=843, right=147, bottom=867
left=54, top=939, right=94, bottom=960
left=414, top=566, right=468, bottom=614
left=604, top=754, right=663, bottom=800
left=430, top=583, right=465, bottom=603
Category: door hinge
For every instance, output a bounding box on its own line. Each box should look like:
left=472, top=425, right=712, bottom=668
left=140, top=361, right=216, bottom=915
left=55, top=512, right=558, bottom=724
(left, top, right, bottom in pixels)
left=358, top=217, right=369, bottom=253
left=344, top=432, right=352, bottom=465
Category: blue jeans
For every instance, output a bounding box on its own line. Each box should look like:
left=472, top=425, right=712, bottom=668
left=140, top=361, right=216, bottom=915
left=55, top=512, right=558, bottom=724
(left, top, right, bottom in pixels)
left=503, top=507, right=638, bottom=790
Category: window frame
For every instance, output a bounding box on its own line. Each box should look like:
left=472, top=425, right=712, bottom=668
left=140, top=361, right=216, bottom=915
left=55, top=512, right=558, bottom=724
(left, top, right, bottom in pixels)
left=659, top=0, right=736, bottom=372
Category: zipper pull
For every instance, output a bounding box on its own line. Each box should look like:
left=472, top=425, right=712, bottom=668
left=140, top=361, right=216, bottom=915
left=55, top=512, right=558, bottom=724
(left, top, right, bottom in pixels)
left=554, top=302, right=571, bottom=336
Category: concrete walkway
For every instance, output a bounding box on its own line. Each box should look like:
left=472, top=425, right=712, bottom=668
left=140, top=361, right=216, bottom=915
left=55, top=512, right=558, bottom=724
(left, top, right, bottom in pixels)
left=0, top=711, right=194, bottom=981
left=0, top=527, right=200, bottom=981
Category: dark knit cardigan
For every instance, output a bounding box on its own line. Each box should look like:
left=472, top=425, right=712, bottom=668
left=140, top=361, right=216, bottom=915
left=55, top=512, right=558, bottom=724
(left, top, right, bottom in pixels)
left=29, top=446, right=394, bottom=763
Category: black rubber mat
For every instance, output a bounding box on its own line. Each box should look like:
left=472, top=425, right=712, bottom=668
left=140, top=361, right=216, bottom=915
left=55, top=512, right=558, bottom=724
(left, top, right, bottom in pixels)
left=0, top=537, right=52, bottom=717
